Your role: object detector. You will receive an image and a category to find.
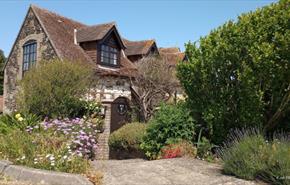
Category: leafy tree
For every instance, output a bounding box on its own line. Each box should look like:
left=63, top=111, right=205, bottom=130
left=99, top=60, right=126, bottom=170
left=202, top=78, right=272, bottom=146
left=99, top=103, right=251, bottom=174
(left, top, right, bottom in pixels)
left=177, top=0, right=290, bottom=144
left=0, top=49, right=6, bottom=95
left=17, top=59, right=95, bottom=118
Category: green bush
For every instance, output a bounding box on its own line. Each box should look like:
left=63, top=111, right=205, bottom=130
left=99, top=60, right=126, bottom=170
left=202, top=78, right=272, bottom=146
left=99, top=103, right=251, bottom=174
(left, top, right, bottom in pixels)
left=141, top=103, right=196, bottom=159
left=177, top=0, right=290, bottom=144
left=109, top=122, right=147, bottom=151
left=219, top=129, right=290, bottom=185
left=0, top=130, right=89, bottom=174
left=16, top=59, right=94, bottom=118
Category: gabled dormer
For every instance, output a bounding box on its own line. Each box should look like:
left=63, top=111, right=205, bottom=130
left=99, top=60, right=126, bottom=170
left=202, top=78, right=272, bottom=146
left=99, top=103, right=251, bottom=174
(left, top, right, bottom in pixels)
left=123, top=39, right=159, bottom=63
left=77, top=23, right=126, bottom=68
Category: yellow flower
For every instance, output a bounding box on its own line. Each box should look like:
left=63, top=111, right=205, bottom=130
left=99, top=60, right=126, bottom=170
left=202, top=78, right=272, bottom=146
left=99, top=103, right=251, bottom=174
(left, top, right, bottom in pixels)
left=18, top=117, right=24, bottom=122
left=15, top=113, right=21, bottom=119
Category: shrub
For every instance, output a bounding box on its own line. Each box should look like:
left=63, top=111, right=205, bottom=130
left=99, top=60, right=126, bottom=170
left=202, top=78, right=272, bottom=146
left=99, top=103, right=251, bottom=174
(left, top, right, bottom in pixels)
left=177, top=0, right=290, bottom=144
left=17, top=59, right=94, bottom=118
left=0, top=130, right=90, bottom=174
left=160, top=140, right=197, bottom=159
left=219, top=130, right=268, bottom=179
left=195, top=129, right=217, bottom=161
left=141, top=103, right=195, bottom=159
left=38, top=118, right=101, bottom=159
left=261, top=135, right=290, bottom=185
left=0, top=113, right=40, bottom=134
left=219, top=129, right=290, bottom=185
left=84, top=101, right=102, bottom=118
left=109, top=122, right=147, bottom=151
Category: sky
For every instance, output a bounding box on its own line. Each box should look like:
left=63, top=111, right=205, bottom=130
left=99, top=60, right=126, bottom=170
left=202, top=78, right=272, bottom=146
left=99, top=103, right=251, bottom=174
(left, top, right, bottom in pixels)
left=0, top=0, right=277, bottom=57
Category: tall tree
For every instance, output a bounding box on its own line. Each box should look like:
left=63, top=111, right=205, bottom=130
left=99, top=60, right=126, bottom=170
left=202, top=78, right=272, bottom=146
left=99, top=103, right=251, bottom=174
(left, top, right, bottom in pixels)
left=177, top=0, right=290, bottom=144
left=0, top=50, right=6, bottom=95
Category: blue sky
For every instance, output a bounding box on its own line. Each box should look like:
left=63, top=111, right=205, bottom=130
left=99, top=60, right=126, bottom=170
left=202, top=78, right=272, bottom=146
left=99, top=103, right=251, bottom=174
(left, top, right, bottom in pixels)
left=0, top=0, right=277, bottom=57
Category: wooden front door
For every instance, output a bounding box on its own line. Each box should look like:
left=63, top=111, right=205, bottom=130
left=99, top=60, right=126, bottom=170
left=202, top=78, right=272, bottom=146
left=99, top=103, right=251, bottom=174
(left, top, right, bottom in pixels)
left=110, top=97, right=131, bottom=132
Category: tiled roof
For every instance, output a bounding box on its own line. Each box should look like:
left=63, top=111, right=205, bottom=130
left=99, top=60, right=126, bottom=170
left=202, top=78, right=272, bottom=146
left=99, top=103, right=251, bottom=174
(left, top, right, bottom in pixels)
left=76, top=23, right=115, bottom=43
left=31, top=5, right=137, bottom=77
left=123, top=39, right=156, bottom=56
left=159, top=47, right=180, bottom=53
left=31, top=5, right=92, bottom=64
left=159, top=48, right=185, bottom=66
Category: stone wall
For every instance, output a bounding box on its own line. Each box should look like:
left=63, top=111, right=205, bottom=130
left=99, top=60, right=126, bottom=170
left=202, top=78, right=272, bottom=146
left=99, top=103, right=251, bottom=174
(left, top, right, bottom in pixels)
left=3, top=8, right=57, bottom=113
left=86, top=75, right=131, bottom=102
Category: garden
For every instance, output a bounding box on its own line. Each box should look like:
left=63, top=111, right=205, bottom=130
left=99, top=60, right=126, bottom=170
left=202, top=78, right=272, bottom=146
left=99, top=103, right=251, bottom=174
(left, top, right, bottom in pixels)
left=0, top=60, right=104, bottom=184
left=0, top=1, right=289, bottom=185
left=109, top=1, right=290, bottom=185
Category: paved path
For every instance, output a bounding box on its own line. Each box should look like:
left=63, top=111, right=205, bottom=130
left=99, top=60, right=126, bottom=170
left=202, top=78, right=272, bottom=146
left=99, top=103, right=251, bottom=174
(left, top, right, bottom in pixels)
left=92, top=158, right=261, bottom=185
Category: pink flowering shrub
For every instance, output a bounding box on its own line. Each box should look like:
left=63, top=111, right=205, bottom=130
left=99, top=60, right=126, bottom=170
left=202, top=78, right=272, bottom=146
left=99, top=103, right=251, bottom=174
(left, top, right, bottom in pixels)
left=0, top=129, right=90, bottom=173
left=26, top=118, right=103, bottom=159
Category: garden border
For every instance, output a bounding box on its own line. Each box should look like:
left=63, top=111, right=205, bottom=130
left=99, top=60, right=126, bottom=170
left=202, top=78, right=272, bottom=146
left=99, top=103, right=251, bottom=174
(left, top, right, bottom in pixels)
left=0, top=160, right=93, bottom=185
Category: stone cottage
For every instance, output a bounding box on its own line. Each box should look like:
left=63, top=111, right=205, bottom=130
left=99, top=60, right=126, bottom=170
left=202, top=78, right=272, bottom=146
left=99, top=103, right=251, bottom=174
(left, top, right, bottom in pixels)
left=3, top=5, right=185, bottom=159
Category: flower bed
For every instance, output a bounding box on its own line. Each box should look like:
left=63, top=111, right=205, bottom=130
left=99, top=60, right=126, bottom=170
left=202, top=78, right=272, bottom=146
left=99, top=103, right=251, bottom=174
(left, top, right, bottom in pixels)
left=0, top=115, right=104, bottom=174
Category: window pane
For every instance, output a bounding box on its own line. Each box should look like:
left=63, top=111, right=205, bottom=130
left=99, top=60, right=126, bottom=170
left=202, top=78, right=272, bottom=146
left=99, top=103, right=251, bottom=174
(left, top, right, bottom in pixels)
left=32, top=44, right=36, bottom=53
left=104, top=52, right=109, bottom=58
left=104, top=57, right=109, bottom=64
left=23, top=63, right=29, bottom=71
left=23, top=42, right=37, bottom=73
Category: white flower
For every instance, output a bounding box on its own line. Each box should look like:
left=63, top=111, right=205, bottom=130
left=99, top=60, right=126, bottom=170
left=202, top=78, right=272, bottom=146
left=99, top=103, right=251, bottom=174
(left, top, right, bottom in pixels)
left=34, top=161, right=38, bottom=164
left=63, top=155, right=68, bottom=160
left=46, top=154, right=51, bottom=158
left=49, top=156, right=55, bottom=161
left=21, top=156, right=26, bottom=160
left=51, top=163, right=55, bottom=166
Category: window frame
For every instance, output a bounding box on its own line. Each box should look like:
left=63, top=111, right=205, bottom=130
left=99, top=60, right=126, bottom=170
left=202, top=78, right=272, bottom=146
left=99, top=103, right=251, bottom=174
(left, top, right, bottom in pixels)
left=22, top=40, right=37, bottom=73
left=98, top=43, right=120, bottom=68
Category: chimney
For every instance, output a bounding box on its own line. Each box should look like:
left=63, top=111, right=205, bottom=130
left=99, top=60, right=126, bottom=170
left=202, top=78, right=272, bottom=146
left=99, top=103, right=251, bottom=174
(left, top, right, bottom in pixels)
left=74, top=29, right=78, bottom=45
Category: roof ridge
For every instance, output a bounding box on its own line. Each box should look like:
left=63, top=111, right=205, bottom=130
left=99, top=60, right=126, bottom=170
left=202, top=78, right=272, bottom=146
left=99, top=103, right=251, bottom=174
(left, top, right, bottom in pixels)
left=77, top=22, right=115, bottom=32
left=30, top=4, right=87, bottom=27
left=129, top=39, right=154, bottom=42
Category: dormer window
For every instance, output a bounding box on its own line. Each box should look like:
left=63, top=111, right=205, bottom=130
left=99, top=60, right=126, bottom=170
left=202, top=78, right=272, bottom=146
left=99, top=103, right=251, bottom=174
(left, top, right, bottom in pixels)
left=100, top=45, right=119, bottom=66
left=23, top=40, right=37, bottom=73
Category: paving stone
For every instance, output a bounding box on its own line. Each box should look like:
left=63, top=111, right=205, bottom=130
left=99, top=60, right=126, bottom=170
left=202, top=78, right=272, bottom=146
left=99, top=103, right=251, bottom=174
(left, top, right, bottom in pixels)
left=93, top=158, right=261, bottom=185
